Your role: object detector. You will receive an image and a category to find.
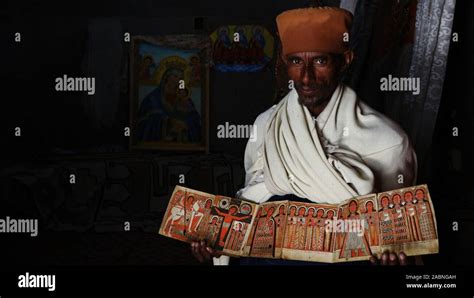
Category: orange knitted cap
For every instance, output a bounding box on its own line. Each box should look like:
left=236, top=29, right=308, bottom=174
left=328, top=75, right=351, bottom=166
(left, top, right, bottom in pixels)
left=276, top=7, right=353, bottom=56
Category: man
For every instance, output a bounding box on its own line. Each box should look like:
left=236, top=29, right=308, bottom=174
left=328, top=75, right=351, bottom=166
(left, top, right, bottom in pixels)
left=191, top=7, right=417, bottom=265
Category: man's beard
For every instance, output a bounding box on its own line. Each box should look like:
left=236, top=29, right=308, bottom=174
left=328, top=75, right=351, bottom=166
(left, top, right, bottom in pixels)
left=294, top=82, right=337, bottom=109
left=297, top=92, right=323, bottom=108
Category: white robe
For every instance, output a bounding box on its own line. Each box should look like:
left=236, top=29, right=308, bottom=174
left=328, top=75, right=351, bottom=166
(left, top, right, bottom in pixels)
left=214, top=83, right=417, bottom=265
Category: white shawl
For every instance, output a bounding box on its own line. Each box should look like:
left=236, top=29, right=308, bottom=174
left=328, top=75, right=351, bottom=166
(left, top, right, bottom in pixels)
left=238, top=84, right=417, bottom=204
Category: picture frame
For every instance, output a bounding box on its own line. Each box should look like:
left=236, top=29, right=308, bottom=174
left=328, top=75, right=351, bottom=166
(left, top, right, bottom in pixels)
left=209, top=25, right=275, bottom=73
left=129, top=35, right=210, bottom=151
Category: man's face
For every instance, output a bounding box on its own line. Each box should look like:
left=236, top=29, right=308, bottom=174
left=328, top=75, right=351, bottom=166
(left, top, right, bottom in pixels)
left=284, top=51, right=344, bottom=108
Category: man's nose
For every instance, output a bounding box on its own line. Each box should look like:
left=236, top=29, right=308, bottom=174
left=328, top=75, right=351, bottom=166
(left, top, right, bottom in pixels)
left=301, top=63, right=316, bottom=85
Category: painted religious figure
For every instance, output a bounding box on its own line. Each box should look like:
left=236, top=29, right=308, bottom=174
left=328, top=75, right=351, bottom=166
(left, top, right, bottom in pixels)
left=378, top=195, right=395, bottom=245
left=212, top=204, right=252, bottom=249
left=404, top=191, right=422, bottom=242
left=362, top=200, right=379, bottom=246
left=284, top=205, right=298, bottom=249
left=161, top=189, right=187, bottom=240
left=250, top=206, right=277, bottom=257
left=391, top=193, right=411, bottom=243
left=324, top=209, right=336, bottom=252
left=414, top=188, right=437, bottom=240
left=339, top=200, right=371, bottom=259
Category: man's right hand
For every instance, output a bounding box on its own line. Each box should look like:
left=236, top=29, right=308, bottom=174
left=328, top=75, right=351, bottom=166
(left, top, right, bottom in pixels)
left=191, top=240, right=222, bottom=263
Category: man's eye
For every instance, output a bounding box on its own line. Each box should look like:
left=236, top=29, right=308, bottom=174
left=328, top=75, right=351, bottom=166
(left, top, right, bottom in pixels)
left=314, top=58, right=327, bottom=65
left=291, top=58, right=302, bottom=64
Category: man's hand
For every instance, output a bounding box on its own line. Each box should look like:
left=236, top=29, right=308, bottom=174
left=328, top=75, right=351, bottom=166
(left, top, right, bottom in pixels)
left=370, top=251, right=412, bottom=265
left=190, top=240, right=222, bottom=263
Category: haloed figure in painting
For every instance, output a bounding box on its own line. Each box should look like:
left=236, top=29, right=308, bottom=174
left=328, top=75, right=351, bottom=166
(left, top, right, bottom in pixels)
left=213, top=206, right=252, bottom=248
left=192, top=6, right=418, bottom=266
left=339, top=200, right=370, bottom=258
left=137, top=68, right=201, bottom=143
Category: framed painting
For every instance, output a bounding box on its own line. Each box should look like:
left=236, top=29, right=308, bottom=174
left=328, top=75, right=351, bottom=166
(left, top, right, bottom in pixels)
left=210, top=25, right=275, bottom=72
left=130, top=35, right=210, bottom=151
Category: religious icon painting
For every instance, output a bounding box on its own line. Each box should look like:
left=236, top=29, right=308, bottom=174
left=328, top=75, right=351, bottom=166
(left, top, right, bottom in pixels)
left=159, top=185, right=439, bottom=262
left=376, top=192, right=396, bottom=246
left=183, top=191, right=214, bottom=241
left=159, top=186, right=214, bottom=243
left=412, top=186, right=437, bottom=241
left=159, top=187, right=189, bottom=241
left=320, top=207, right=337, bottom=253
left=280, top=202, right=336, bottom=263
left=375, top=185, right=438, bottom=257
left=336, top=194, right=376, bottom=262
left=210, top=25, right=275, bottom=72
left=245, top=201, right=288, bottom=259
left=210, top=196, right=256, bottom=255
left=359, top=197, right=380, bottom=248
left=130, top=35, right=210, bottom=151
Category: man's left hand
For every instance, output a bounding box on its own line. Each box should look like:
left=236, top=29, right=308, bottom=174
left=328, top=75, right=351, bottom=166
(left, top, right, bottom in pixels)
left=369, top=251, right=412, bottom=265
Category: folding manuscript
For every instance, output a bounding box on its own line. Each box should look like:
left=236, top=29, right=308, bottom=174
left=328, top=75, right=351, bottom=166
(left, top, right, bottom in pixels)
left=159, top=184, right=438, bottom=262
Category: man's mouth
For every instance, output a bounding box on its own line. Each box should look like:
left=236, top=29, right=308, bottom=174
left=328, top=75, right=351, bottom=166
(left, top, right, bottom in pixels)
left=300, top=88, right=317, bottom=96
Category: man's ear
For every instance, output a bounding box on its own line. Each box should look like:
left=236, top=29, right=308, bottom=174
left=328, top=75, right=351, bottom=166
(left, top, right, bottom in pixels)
left=341, top=50, right=354, bottom=72
left=343, top=50, right=354, bottom=67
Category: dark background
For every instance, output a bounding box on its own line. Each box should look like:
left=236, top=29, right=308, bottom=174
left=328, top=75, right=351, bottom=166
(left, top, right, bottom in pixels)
left=0, top=0, right=473, bottom=272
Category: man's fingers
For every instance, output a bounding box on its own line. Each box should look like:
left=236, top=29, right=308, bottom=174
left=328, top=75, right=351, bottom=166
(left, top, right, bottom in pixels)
left=380, top=252, right=389, bottom=265
left=206, top=246, right=215, bottom=256
left=191, top=240, right=222, bottom=263
left=207, top=246, right=222, bottom=257
left=380, top=252, right=388, bottom=265
left=398, top=252, right=408, bottom=266
left=199, top=242, right=211, bottom=261
left=371, top=251, right=409, bottom=266
left=389, top=252, right=398, bottom=265
left=193, top=242, right=205, bottom=263
left=191, top=242, right=204, bottom=263
left=369, top=255, right=378, bottom=265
